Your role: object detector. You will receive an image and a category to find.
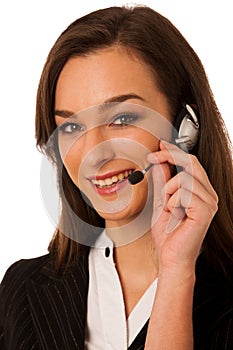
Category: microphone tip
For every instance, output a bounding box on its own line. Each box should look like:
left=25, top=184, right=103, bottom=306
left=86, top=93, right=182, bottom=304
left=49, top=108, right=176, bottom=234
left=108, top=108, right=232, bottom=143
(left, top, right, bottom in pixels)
left=128, top=170, right=144, bottom=185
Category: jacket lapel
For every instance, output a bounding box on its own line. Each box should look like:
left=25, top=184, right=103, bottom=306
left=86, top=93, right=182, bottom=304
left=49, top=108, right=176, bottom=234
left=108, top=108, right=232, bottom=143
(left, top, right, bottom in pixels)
left=26, top=253, right=89, bottom=350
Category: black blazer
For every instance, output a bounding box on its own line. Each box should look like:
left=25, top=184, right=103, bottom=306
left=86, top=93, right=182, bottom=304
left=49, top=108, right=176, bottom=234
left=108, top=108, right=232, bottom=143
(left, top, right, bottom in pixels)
left=1, top=251, right=233, bottom=350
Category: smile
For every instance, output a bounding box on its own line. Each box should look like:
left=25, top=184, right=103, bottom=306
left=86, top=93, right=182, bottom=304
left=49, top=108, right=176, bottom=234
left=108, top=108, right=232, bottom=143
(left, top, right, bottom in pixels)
left=91, top=170, right=133, bottom=188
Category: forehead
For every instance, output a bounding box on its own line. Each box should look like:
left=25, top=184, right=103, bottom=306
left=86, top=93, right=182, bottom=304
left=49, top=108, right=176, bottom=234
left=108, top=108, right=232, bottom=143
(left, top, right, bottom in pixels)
left=54, top=46, right=160, bottom=113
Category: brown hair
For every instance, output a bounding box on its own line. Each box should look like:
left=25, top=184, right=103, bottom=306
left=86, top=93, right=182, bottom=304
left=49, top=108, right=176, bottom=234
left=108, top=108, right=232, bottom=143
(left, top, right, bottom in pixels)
left=36, top=5, right=233, bottom=275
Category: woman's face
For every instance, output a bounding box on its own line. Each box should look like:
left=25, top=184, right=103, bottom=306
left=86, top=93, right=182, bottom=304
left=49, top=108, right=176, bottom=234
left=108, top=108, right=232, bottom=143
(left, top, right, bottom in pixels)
left=54, top=46, right=172, bottom=227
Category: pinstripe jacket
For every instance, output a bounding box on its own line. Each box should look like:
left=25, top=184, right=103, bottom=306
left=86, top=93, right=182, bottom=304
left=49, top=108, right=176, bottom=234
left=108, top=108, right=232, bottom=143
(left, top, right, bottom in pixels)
left=1, top=250, right=233, bottom=350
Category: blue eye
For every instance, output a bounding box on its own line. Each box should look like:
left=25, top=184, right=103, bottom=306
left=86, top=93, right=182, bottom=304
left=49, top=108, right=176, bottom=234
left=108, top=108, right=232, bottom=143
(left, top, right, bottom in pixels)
left=58, top=122, right=84, bottom=134
left=110, top=112, right=139, bottom=126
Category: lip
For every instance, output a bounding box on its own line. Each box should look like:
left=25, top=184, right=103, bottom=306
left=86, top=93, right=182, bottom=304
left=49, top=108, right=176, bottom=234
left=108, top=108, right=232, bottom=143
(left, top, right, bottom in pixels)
left=90, top=177, right=129, bottom=196
left=87, top=168, right=135, bottom=196
left=88, top=168, right=134, bottom=181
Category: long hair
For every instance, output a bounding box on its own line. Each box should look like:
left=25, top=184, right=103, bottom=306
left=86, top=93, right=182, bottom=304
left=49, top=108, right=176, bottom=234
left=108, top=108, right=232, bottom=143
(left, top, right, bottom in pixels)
left=35, top=5, right=233, bottom=275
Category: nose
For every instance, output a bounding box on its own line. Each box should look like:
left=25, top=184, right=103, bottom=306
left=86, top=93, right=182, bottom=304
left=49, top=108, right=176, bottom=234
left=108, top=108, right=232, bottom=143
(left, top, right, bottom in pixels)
left=82, top=126, right=115, bottom=169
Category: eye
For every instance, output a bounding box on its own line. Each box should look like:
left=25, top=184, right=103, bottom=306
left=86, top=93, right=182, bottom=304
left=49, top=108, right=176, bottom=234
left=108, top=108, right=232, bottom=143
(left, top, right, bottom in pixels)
left=58, top=122, right=84, bottom=134
left=109, top=112, right=139, bottom=127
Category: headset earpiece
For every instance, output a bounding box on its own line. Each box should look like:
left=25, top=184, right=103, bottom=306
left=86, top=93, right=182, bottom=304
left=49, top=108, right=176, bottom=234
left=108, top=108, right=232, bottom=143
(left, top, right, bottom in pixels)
left=173, top=104, right=199, bottom=151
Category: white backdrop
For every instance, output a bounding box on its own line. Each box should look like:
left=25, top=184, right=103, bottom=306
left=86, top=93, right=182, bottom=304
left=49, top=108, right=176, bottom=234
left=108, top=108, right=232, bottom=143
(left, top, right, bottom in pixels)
left=0, top=0, right=232, bottom=281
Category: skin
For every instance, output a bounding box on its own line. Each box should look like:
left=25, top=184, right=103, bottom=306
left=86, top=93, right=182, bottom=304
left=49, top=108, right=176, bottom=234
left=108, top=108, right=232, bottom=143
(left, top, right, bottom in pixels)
left=54, top=46, right=218, bottom=349
left=55, top=47, right=171, bottom=227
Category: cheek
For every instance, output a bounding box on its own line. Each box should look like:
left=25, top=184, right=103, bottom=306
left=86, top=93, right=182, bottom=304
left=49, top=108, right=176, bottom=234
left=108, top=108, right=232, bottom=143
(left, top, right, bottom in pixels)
left=128, top=130, right=160, bottom=154
left=60, top=143, right=82, bottom=185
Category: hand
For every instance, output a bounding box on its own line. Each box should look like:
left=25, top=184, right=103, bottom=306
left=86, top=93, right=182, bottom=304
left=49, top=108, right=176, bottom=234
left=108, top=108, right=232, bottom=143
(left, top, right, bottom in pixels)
left=148, top=140, right=218, bottom=275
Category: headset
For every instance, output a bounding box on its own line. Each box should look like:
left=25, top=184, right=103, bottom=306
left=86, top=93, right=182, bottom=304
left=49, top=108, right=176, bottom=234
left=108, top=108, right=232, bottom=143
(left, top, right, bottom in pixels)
left=173, top=104, right=199, bottom=151
left=128, top=104, right=200, bottom=185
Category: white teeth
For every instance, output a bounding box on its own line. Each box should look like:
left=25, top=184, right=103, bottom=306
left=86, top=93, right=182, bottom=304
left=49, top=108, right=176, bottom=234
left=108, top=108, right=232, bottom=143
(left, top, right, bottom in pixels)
left=91, top=170, right=133, bottom=188
left=112, top=175, right=118, bottom=183
left=98, top=179, right=105, bottom=187
left=105, top=178, right=113, bottom=185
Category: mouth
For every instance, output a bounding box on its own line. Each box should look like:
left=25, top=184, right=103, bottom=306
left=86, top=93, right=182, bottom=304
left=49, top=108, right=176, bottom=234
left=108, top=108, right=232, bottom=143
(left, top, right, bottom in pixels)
left=90, top=169, right=134, bottom=189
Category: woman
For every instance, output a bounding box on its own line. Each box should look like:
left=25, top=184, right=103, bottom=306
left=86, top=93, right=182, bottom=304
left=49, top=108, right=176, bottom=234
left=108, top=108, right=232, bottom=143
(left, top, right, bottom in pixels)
left=1, top=5, right=233, bottom=349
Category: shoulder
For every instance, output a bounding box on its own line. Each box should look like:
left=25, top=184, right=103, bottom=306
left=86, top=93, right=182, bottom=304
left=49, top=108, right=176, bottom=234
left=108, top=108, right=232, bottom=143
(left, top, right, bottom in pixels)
left=0, top=252, right=89, bottom=349
left=0, top=254, right=52, bottom=341
left=0, top=254, right=51, bottom=307
left=0, top=250, right=89, bottom=304
left=0, top=254, right=51, bottom=285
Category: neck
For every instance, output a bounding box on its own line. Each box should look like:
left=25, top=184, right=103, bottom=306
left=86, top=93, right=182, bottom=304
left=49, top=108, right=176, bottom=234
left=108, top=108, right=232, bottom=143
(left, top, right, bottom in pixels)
left=105, top=202, right=153, bottom=248
left=113, top=230, right=158, bottom=274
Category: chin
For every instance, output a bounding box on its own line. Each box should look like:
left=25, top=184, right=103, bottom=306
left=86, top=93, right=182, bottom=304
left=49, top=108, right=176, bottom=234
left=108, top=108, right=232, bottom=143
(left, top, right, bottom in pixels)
left=96, top=192, right=148, bottom=225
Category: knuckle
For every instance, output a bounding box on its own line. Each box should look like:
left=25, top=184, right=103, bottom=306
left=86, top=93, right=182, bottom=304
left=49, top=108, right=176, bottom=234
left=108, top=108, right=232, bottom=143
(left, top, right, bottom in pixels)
left=196, top=201, right=217, bottom=223
left=189, top=154, right=199, bottom=168
left=213, top=191, right=219, bottom=205
left=207, top=202, right=218, bottom=220
left=212, top=201, right=219, bottom=215
left=209, top=192, right=219, bottom=214
left=183, top=154, right=198, bottom=173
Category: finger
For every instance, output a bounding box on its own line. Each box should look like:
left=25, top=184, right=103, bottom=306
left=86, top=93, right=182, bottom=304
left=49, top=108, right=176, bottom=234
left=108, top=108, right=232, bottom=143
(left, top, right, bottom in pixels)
left=147, top=141, right=218, bottom=201
left=150, top=162, right=171, bottom=228
left=151, top=161, right=171, bottom=207
left=167, top=188, right=218, bottom=224
left=164, top=171, right=218, bottom=206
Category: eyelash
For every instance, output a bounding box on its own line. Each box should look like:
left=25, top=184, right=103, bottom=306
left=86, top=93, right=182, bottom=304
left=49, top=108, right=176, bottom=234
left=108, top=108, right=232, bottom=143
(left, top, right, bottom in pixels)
left=58, top=122, right=84, bottom=134
left=57, top=112, right=139, bottom=134
left=110, top=112, right=139, bottom=127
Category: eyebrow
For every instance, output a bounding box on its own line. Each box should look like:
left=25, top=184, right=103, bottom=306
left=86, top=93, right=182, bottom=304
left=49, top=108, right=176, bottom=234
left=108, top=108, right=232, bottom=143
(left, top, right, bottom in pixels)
left=54, top=110, right=74, bottom=118
left=54, top=93, right=146, bottom=118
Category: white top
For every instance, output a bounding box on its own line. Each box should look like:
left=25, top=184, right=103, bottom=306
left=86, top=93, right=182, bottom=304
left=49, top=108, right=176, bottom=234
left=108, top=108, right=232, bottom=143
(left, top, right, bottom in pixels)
left=85, top=231, right=158, bottom=350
